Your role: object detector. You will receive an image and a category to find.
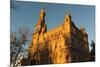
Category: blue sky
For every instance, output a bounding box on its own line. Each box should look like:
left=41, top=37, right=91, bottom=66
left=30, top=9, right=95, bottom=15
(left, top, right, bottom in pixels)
left=10, top=1, right=95, bottom=45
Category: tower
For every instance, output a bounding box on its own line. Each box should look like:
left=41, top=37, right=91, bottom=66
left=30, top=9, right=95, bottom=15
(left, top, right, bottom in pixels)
left=63, top=12, right=72, bottom=40
left=28, top=8, right=49, bottom=65
left=63, top=13, right=72, bottom=63
left=35, top=8, right=47, bottom=34
left=80, top=26, right=89, bottom=49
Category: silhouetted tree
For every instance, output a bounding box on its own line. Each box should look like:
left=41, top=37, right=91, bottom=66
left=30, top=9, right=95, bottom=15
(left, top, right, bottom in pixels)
left=90, top=40, right=95, bottom=61
left=10, top=27, right=31, bottom=67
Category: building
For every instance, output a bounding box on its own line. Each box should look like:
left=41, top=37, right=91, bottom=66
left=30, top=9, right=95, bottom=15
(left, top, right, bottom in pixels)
left=25, top=8, right=90, bottom=65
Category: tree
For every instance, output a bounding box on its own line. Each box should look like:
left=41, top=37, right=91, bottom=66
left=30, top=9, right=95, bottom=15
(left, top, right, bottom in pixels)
left=90, top=40, right=95, bottom=61
left=10, top=27, right=31, bottom=67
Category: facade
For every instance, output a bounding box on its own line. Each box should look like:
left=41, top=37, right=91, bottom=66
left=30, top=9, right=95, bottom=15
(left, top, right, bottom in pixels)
left=26, top=8, right=90, bottom=65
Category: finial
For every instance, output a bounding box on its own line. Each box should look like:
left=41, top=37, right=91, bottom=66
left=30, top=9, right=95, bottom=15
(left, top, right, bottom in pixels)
left=80, top=25, right=85, bottom=30
left=67, top=10, right=71, bottom=15
left=41, top=2, right=46, bottom=12
left=80, top=25, right=86, bottom=34
left=40, top=7, right=45, bottom=13
left=64, top=10, right=72, bottom=20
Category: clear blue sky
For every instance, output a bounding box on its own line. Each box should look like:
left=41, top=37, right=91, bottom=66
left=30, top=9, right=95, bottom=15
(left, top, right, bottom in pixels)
left=10, top=1, right=95, bottom=45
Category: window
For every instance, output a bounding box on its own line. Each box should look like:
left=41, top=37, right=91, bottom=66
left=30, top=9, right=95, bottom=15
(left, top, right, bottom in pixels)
left=66, top=55, right=69, bottom=60
left=66, top=18, right=68, bottom=21
left=55, top=44, right=57, bottom=49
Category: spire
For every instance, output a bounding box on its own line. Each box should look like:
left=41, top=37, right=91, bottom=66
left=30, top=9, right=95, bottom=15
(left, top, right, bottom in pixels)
left=66, top=10, right=71, bottom=18
left=40, top=7, right=45, bottom=14
left=39, top=7, right=46, bottom=21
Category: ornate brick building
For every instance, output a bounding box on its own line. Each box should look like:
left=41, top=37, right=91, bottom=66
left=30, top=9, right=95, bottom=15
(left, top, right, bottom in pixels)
left=27, top=8, right=90, bottom=65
